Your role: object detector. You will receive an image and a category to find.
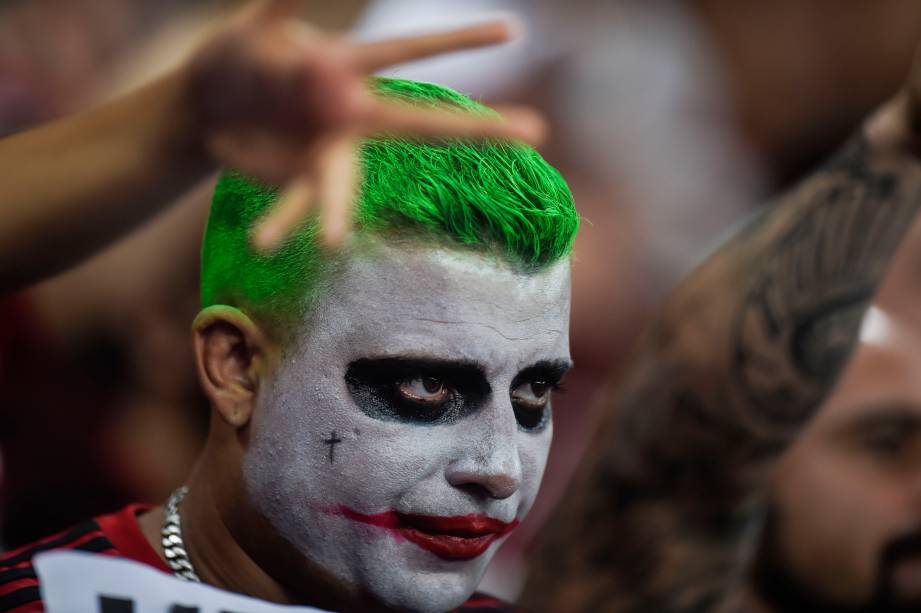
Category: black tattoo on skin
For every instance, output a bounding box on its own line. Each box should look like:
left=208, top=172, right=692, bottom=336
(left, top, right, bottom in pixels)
left=523, top=134, right=921, bottom=612
left=730, top=138, right=917, bottom=441
left=323, top=430, right=342, bottom=464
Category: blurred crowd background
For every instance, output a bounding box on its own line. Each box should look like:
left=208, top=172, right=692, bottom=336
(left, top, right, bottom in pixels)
left=2, top=0, right=921, bottom=603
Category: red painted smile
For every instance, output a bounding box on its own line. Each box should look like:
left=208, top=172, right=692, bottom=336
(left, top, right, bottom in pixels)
left=332, top=506, right=519, bottom=561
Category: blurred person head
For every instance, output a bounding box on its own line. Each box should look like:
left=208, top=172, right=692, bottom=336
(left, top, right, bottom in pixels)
left=189, top=78, right=577, bottom=611
left=752, top=305, right=921, bottom=612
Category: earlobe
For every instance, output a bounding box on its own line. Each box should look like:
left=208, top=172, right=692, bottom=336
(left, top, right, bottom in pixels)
left=193, top=305, right=272, bottom=428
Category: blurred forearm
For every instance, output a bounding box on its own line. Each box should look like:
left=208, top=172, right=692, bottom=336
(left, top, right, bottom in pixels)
left=524, top=99, right=921, bottom=612
left=0, top=69, right=215, bottom=293
left=0, top=8, right=550, bottom=292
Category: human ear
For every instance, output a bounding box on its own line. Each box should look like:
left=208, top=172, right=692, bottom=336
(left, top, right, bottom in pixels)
left=192, top=305, right=272, bottom=428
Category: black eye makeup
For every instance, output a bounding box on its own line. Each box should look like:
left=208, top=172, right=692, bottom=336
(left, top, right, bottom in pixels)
left=344, top=357, right=571, bottom=430
left=345, top=358, right=489, bottom=425
left=509, top=360, right=570, bottom=432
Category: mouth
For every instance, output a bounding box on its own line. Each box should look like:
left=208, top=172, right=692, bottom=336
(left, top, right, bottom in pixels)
left=334, top=506, right=519, bottom=561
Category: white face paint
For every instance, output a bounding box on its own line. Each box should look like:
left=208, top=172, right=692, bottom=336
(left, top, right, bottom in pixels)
left=242, top=240, right=571, bottom=612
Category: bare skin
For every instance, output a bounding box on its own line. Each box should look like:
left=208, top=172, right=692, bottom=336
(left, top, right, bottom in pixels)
left=523, top=51, right=921, bottom=613
left=139, top=460, right=286, bottom=603
left=0, top=0, right=544, bottom=293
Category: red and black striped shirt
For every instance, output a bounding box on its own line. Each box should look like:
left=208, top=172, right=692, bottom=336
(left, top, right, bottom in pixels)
left=0, top=504, right=523, bottom=612
left=0, top=504, right=168, bottom=612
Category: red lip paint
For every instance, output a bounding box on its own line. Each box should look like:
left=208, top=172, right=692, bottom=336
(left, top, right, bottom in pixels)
left=331, top=506, right=519, bottom=561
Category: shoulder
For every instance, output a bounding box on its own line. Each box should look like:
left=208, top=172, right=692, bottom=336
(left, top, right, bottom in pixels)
left=0, top=518, right=116, bottom=612
left=457, top=592, right=529, bottom=612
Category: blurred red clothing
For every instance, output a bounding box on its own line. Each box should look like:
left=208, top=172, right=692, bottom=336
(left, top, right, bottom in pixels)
left=0, top=294, right=136, bottom=548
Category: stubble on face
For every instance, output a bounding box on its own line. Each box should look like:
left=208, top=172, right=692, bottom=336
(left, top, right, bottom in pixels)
left=755, top=507, right=921, bottom=613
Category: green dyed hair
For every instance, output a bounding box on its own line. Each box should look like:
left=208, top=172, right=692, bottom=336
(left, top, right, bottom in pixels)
left=200, top=78, right=579, bottom=336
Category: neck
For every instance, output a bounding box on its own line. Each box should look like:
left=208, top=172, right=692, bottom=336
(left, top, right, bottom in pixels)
left=139, top=458, right=293, bottom=603
left=140, top=444, right=375, bottom=611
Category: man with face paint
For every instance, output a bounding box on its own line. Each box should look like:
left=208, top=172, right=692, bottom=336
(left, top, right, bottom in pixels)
left=0, top=78, right=577, bottom=612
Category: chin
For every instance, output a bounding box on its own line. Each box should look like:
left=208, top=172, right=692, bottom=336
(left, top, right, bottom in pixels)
left=360, top=553, right=489, bottom=613
left=371, top=575, right=476, bottom=613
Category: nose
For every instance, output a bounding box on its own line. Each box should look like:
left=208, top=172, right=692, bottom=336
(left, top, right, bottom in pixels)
left=445, top=408, right=522, bottom=500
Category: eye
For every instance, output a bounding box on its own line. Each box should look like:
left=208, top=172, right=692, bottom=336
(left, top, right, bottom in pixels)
left=396, top=376, right=449, bottom=405
left=512, top=381, right=551, bottom=408
left=511, top=380, right=553, bottom=431
left=345, top=359, right=488, bottom=425
left=864, top=425, right=910, bottom=459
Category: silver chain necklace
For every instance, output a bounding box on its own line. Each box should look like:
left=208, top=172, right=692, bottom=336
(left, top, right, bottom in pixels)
left=161, top=486, right=201, bottom=583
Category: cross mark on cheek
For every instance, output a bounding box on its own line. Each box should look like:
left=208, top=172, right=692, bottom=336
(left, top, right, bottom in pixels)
left=323, top=430, right=343, bottom=463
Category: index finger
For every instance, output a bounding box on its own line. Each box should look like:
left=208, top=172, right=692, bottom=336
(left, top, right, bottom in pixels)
left=349, top=21, right=513, bottom=72
left=360, top=99, right=546, bottom=146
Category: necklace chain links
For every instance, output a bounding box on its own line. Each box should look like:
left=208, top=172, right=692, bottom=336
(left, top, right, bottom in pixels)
left=161, top=485, right=201, bottom=583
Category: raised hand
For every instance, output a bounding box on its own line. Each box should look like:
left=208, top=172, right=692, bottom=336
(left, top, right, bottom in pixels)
left=0, top=1, right=544, bottom=292
left=185, top=0, right=544, bottom=250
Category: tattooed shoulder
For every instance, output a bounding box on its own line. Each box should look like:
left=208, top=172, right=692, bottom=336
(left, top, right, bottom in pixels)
left=523, top=132, right=921, bottom=612
left=730, top=135, right=920, bottom=442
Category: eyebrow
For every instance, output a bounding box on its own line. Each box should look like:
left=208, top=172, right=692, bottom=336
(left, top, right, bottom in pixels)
left=835, top=403, right=921, bottom=435
left=347, top=356, right=487, bottom=376
left=511, top=359, right=573, bottom=387
left=346, top=356, right=572, bottom=384
left=344, top=357, right=491, bottom=396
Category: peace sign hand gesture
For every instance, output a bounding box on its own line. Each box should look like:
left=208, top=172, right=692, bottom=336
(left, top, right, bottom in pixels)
left=186, top=0, right=544, bottom=250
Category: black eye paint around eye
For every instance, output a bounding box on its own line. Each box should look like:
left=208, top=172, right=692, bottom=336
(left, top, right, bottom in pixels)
left=509, top=360, right=571, bottom=433
left=514, top=401, right=551, bottom=432
left=345, top=357, right=490, bottom=425
left=510, top=360, right=572, bottom=391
